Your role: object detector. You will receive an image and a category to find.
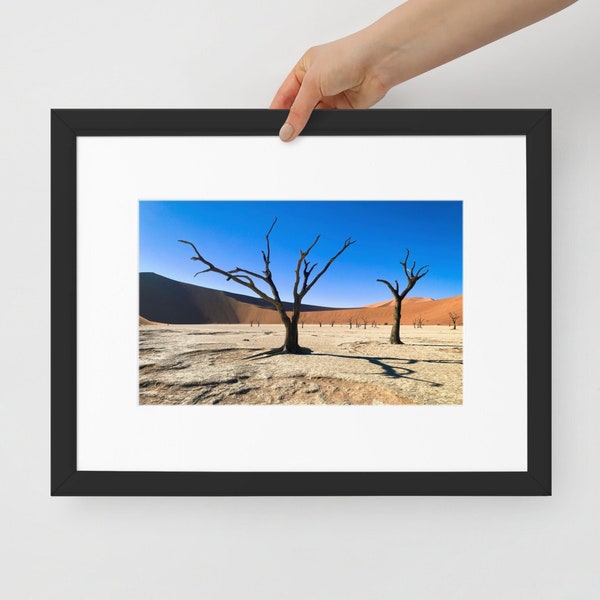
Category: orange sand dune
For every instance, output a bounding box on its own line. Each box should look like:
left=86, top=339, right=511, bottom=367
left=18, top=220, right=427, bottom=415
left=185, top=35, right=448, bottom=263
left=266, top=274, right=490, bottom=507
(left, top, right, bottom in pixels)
left=302, top=295, right=462, bottom=327
left=140, top=272, right=334, bottom=325
left=139, top=272, right=462, bottom=326
left=139, top=316, right=158, bottom=325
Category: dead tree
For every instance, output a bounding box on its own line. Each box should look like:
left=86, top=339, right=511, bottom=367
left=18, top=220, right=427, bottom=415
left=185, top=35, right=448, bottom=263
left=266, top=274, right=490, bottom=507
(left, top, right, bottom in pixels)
left=358, top=315, right=368, bottom=330
left=329, top=312, right=338, bottom=327
left=417, top=315, right=424, bottom=328
left=377, top=249, right=429, bottom=344
left=179, top=218, right=355, bottom=354
left=449, top=312, right=460, bottom=329
left=348, top=315, right=353, bottom=329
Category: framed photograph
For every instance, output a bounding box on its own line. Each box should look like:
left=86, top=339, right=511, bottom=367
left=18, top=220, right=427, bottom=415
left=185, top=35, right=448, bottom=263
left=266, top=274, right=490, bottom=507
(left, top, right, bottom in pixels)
left=51, top=108, right=550, bottom=495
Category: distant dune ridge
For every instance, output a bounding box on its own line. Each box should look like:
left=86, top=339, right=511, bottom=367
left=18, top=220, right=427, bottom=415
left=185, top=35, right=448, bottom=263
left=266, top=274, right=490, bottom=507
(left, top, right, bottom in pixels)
left=139, top=272, right=462, bottom=326
left=139, top=315, right=158, bottom=325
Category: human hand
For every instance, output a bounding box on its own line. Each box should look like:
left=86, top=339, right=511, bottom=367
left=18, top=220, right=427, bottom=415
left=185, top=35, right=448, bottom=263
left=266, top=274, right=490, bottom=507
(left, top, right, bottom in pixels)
left=269, top=30, right=391, bottom=142
left=270, top=0, right=577, bottom=143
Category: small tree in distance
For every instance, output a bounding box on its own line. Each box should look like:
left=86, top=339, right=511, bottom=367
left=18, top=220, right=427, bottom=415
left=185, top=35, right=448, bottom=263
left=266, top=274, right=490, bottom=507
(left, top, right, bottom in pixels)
left=377, top=249, right=429, bottom=345
left=449, top=312, right=460, bottom=329
left=179, top=218, right=355, bottom=354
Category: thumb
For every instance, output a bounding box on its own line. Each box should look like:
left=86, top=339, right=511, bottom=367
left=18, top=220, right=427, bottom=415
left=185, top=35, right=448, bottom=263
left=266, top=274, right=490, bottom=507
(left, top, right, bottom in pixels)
left=278, top=75, right=322, bottom=142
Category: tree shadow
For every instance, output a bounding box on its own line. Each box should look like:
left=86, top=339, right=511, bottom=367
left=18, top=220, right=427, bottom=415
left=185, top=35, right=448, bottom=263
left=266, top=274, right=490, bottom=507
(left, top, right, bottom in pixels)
left=246, top=345, right=314, bottom=360
left=408, top=343, right=462, bottom=348
left=313, top=353, right=443, bottom=387
left=245, top=348, right=460, bottom=388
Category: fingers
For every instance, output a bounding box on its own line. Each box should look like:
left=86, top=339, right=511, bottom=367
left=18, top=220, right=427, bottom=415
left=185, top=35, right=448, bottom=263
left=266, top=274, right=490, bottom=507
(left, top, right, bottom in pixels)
left=278, top=74, right=322, bottom=142
left=269, top=68, right=301, bottom=110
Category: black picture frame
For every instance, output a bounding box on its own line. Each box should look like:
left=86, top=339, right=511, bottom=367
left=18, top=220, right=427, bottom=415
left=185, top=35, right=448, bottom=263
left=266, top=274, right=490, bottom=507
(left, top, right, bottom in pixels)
left=51, top=109, right=551, bottom=496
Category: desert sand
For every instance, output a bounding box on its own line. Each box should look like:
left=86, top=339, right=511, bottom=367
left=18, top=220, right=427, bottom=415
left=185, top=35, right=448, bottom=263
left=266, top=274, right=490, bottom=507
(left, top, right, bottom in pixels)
left=139, top=272, right=463, bottom=327
left=139, top=323, right=462, bottom=405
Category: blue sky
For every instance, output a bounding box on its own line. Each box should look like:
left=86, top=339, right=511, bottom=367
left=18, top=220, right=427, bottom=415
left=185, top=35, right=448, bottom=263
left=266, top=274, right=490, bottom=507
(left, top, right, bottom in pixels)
left=139, top=201, right=462, bottom=308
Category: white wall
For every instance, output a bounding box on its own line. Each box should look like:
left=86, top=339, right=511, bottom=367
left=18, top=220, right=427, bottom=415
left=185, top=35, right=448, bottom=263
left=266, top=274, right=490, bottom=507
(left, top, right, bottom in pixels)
left=1, top=1, right=598, bottom=598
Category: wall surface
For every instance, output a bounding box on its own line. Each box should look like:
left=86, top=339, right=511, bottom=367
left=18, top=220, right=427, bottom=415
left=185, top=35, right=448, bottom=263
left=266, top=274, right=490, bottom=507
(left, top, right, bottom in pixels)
left=1, top=1, right=599, bottom=598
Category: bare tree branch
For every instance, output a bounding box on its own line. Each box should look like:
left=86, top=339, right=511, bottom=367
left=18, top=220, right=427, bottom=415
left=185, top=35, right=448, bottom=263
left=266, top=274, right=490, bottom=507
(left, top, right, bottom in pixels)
left=179, top=239, right=275, bottom=305
left=229, top=274, right=254, bottom=286
left=292, top=235, right=320, bottom=300
left=376, top=278, right=399, bottom=297
left=401, top=249, right=411, bottom=280
left=300, top=237, right=356, bottom=299
left=397, top=249, right=429, bottom=300
left=265, top=217, right=277, bottom=241
left=228, top=266, right=269, bottom=283
left=303, top=259, right=318, bottom=281
left=261, top=217, right=277, bottom=277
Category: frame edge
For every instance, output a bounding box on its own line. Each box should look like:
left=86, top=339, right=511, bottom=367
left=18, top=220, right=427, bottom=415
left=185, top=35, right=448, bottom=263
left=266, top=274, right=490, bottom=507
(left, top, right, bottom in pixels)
left=525, top=110, right=552, bottom=495
left=50, top=109, right=552, bottom=496
left=51, top=110, right=78, bottom=495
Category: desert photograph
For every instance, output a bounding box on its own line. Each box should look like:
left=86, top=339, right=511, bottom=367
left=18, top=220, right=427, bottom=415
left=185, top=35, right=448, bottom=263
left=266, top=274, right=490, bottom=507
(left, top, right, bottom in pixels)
left=139, top=200, right=463, bottom=405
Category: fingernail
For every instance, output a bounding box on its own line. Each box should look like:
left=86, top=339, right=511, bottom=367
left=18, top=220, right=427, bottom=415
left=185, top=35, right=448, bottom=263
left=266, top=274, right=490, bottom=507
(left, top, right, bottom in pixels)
left=279, top=122, right=294, bottom=142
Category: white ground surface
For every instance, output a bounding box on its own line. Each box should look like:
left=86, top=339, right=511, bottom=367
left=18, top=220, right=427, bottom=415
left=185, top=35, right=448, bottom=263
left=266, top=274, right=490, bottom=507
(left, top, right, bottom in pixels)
left=140, top=324, right=463, bottom=405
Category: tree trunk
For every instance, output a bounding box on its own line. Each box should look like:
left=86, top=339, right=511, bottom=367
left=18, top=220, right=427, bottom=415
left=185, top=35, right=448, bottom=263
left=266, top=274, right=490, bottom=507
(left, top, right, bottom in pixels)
left=282, top=316, right=301, bottom=353
left=390, top=297, right=402, bottom=344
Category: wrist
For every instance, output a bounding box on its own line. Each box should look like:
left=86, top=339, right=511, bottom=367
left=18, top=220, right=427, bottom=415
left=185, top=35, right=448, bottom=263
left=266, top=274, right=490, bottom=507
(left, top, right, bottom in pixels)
left=352, top=19, right=416, bottom=92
